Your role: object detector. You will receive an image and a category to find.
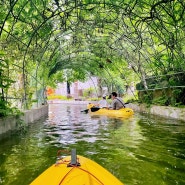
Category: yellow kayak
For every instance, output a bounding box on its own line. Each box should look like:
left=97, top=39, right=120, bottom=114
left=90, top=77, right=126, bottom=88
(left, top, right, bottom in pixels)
left=30, top=149, right=123, bottom=185
left=87, top=103, right=134, bottom=117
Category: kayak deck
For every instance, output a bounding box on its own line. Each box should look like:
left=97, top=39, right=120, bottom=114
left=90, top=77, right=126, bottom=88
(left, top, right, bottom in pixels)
left=30, top=151, right=123, bottom=185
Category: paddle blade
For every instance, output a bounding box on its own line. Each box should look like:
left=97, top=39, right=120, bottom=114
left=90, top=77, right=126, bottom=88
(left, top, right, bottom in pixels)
left=90, top=107, right=100, bottom=112
left=81, top=109, right=89, bottom=113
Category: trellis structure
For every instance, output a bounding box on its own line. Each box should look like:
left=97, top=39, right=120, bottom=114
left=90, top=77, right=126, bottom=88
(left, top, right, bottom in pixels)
left=0, top=0, right=185, bottom=114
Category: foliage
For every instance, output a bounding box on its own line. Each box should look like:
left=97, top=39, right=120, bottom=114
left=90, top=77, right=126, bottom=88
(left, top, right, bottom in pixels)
left=86, top=97, right=99, bottom=101
left=0, top=100, right=23, bottom=117
left=137, top=87, right=185, bottom=107
left=47, top=95, right=72, bottom=100
left=0, top=53, right=21, bottom=117
left=124, top=93, right=138, bottom=103
left=83, top=87, right=96, bottom=98
left=0, top=0, right=185, bottom=116
left=136, top=72, right=185, bottom=106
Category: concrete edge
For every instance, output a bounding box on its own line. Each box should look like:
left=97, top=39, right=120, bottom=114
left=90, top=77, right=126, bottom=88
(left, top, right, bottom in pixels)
left=129, top=103, right=185, bottom=122
left=21, top=105, right=49, bottom=124
left=0, top=105, right=48, bottom=135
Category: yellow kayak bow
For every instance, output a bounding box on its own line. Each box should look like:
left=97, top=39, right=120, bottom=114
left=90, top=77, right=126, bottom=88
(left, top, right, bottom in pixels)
left=30, top=149, right=123, bottom=185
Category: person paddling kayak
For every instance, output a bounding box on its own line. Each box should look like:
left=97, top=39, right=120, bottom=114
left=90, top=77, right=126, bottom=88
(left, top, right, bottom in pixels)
left=97, top=96, right=108, bottom=108
left=109, top=92, right=125, bottom=110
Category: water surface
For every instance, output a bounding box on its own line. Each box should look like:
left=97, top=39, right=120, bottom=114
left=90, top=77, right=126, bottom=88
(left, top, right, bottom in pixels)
left=0, top=103, right=185, bottom=185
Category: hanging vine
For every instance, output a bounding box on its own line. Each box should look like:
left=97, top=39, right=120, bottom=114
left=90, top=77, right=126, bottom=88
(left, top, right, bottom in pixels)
left=0, top=0, right=185, bottom=115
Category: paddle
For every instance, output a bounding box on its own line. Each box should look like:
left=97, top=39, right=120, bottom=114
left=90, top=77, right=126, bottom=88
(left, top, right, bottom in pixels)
left=90, top=102, right=130, bottom=112
left=90, top=107, right=101, bottom=112
left=81, top=103, right=96, bottom=113
left=81, top=109, right=89, bottom=113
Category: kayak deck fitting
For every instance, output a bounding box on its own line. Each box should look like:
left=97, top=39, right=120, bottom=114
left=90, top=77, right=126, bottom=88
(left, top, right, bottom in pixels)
left=30, top=149, right=124, bottom=185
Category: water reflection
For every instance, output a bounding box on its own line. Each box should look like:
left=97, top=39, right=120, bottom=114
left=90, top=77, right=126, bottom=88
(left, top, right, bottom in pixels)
left=45, top=104, right=105, bottom=145
left=0, top=103, right=185, bottom=185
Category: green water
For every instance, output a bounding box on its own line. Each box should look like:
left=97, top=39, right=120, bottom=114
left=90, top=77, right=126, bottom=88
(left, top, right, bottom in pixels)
left=0, top=103, right=185, bottom=185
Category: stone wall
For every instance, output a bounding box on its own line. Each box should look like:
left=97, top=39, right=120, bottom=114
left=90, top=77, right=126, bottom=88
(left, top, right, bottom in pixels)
left=129, top=103, right=185, bottom=121
left=21, top=105, right=48, bottom=123
left=0, top=116, right=17, bottom=135
left=0, top=105, right=48, bottom=135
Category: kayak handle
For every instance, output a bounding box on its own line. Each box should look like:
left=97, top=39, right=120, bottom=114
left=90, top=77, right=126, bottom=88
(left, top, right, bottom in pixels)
left=67, top=149, right=81, bottom=167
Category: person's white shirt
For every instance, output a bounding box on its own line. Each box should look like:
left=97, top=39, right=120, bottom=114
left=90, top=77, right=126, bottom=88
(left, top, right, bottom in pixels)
left=98, top=98, right=108, bottom=108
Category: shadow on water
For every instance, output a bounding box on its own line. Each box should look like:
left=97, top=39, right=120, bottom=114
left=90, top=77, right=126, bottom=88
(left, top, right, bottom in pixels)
left=0, top=103, right=185, bottom=185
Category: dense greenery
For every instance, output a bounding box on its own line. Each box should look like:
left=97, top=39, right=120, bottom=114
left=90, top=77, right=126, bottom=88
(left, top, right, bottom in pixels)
left=0, top=0, right=185, bottom=115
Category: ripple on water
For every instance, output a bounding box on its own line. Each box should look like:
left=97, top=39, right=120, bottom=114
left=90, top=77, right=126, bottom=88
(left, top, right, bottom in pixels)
left=0, top=104, right=185, bottom=185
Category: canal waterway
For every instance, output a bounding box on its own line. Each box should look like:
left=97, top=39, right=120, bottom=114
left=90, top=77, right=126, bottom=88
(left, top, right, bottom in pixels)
left=0, top=103, right=185, bottom=185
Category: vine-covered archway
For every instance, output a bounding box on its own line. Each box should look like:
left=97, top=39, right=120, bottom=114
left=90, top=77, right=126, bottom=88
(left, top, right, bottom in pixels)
left=0, top=0, right=185, bottom=114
